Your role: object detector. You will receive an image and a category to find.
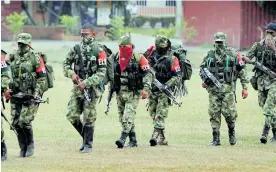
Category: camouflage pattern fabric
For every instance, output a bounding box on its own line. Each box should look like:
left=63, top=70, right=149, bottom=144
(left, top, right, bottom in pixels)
left=148, top=92, right=169, bottom=129
left=63, top=39, right=107, bottom=125
left=246, top=37, right=276, bottom=129
left=10, top=103, right=38, bottom=128
left=208, top=91, right=237, bottom=131
left=116, top=91, right=140, bottom=133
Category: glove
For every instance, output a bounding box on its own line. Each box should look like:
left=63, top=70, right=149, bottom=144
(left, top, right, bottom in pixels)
left=141, top=90, right=148, bottom=99
left=202, top=83, right=207, bottom=88
left=72, top=74, right=79, bottom=84
left=242, top=89, right=248, bottom=99
left=4, top=89, right=11, bottom=100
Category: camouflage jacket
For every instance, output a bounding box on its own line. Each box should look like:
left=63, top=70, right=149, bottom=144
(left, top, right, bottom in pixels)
left=246, top=39, right=276, bottom=90
left=200, top=48, right=249, bottom=93
left=63, top=40, right=107, bottom=97
left=9, top=50, right=46, bottom=96
left=1, top=52, right=10, bottom=92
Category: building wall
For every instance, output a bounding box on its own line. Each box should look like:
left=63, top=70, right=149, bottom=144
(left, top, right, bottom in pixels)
left=183, top=1, right=242, bottom=48
left=240, top=1, right=276, bottom=49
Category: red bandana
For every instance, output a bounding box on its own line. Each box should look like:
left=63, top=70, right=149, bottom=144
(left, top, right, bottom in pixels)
left=119, top=47, right=133, bottom=72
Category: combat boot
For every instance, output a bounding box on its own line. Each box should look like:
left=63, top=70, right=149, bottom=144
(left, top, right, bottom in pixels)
left=270, top=128, right=276, bottom=143
left=16, top=127, right=27, bottom=157
left=1, top=140, right=7, bottom=161
left=81, top=124, right=94, bottom=153
left=260, top=125, right=270, bottom=144
left=228, top=124, right=236, bottom=145
left=115, top=131, right=129, bottom=148
left=209, top=129, right=221, bottom=146
left=149, top=128, right=160, bottom=146
left=71, top=121, right=84, bottom=151
left=158, top=129, right=168, bottom=146
left=125, top=131, right=137, bottom=147
left=23, top=125, right=34, bottom=157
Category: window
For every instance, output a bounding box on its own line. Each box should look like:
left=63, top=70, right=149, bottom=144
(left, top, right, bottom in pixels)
left=166, top=0, right=176, bottom=6
left=136, top=1, right=147, bottom=6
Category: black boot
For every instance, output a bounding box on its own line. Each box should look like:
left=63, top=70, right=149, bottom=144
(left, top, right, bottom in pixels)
left=149, top=128, right=160, bottom=146
left=115, top=132, right=129, bottom=148
left=81, top=124, right=93, bottom=153
left=209, top=129, right=221, bottom=146
left=125, top=131, right=137, bottom=147
left=228, top=124, right=236, bottom=145
left=71, top=121, right=84, bottom=151
left=1, top=140, right=7, bottom=161
left=158, top=129, right=168, bottom=146
left=15, top=127, right=27, bottom=157
left=270, top=128, right=276, bottom=143
left=260, top=125, right=270, bottom=144
left=23, top=125, right=34, bottom=157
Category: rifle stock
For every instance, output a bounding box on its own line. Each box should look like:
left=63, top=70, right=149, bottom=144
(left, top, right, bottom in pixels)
left=105, top=82, right=115, bottom=115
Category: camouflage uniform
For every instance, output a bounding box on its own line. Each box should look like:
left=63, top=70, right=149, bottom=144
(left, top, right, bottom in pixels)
left=112, top=36, right=152, bottom=148
left=143, top=35, right=181, bottom=146
left=63, top=28, right=107, bottom=153
left=200, top=32, right=249, bottom=146
left=8, top=33, right=47, bottom=157
left=1, top=50, right=10, bottom=161
left=246, top=24, right=276, bottom=143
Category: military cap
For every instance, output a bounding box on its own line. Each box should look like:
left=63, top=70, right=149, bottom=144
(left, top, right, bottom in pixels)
left=155, top=34, right=168, bottom=48
left=214, top=32, right=227, bottom=42
left=17, top=33, right=32, bottom=45
left=118, top=35, right=132, bottom=45
left=266, top=23, right=276, bottom=32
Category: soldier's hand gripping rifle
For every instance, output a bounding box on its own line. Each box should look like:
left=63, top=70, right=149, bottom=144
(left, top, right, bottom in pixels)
left=77, top=78, right=91, bottom=103
left=105, top=82, right=115, bottom=115
left=149, top=68, right=182, bottom=107
left=199, top=68, right=222, bottom=89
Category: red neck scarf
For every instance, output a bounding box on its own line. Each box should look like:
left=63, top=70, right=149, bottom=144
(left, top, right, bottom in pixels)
left=119, top=47, right=133, bottom=72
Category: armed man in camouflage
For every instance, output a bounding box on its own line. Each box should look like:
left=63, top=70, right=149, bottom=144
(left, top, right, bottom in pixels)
left=1, top=49, right=10, bottom=161
left=63, top=23, right=107, bottom=153
left=200, top=32, right=249, bottom=146
left=111, top=36, right=152, bottom=148
left=4, top=33, right=47, bottom=157
left=245, top=23, right=276, bottom=144
left=143, top=35, right=181, bottom=146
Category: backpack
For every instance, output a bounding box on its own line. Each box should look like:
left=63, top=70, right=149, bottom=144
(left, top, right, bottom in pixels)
left=171, top=44, right=193, bottom=80
left=35, top=52, right=54, bottom=92
left=145, top=44, right=193, bottom=81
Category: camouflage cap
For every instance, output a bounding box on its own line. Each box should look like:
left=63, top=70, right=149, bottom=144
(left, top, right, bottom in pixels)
left=118, top=35, right=132, bottom=45
left=17, top=33, right=32, bottom=45
left=214, top=32, right=227, bottom=42
left=155, top=34, right=168, bottom=47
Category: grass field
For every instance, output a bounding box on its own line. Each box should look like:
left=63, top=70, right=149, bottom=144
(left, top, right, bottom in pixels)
left=1, top=42, right=275, bottom=172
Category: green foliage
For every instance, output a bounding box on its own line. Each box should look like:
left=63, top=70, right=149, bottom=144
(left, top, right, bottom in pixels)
left=5, top=12, right=26, bottom=39
left=107, top=16, right=132, bottom=40
left=153, top=17, right=198, bottom=41
left=60, top=15, right=79, bottom=36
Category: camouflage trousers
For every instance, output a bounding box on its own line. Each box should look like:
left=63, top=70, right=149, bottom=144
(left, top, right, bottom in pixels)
left=148, top=92, right=169, bottom=130
left=66, top=91, right=98, bottom=126
left=116, top=91, right=140, bottom=133
left=208, top=91, right=237, bottom=131
left=258, top=82, right=276, bottom=128
left=10, top=102, right=38, bottom=128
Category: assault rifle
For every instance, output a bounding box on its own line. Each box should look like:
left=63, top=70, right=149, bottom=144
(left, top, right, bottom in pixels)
left=9, top=92, right=49, bottom=105
left=1, top=111, right=18, bottom=136
left=149, top=68, right=182, bottom=107
left=199, top=68, right=222, bottom=89
left=77, top=79, right=91, bottom=102
left=105, top=82, right=115, bottom=115
left=242, top=57, right=276, bottom=79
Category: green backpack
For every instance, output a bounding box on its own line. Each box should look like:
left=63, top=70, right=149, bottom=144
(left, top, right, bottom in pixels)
left=171, top=44, right=192, bottom=80
left=35, top=52, right=54, bottom=92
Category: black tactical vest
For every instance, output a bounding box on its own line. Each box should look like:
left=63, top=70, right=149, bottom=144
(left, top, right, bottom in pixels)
left=256, top=43, right=276, bottom=72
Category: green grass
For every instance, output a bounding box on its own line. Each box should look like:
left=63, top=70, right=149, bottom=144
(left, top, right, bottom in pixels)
left=1, top=43, right=275, bottom=172
left=130, top=28, right=156, bottom=37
